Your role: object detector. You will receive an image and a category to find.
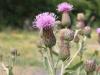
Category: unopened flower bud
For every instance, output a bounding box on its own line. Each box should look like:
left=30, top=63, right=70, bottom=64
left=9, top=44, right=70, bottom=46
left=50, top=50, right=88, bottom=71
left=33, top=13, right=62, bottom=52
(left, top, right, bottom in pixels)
left=76, top=13, right=86, bottom=29
left=60, top=28, right=74, bottom=41
left=84, top=59, right=96, bottom=73
left=59, top=28, right=74, bottom=60
left=77, top=13, right=85, bottom=21
left=83, top=26, right=92, bottom=38
left=11, top=48, right=18, bottom=56
left=59, top=42, right=70, bottom=61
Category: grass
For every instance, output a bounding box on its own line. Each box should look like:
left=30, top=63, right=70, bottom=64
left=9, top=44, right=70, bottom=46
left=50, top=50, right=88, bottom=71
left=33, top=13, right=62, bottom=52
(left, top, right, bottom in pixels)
left=0, top=30, right=42, bottom=67
left=0, top=29, right=100, bottom=68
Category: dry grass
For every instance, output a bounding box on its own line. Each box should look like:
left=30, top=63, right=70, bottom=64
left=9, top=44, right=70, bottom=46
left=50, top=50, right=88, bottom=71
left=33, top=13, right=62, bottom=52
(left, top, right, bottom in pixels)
left=0, top=30, right=100, bottom=75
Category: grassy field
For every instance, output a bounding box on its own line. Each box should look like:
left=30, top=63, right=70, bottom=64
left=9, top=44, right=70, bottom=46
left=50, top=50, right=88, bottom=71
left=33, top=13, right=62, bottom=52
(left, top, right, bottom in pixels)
left=0, top=30, right=100, bottom=75
left=0, top=30, right=42, bottom=67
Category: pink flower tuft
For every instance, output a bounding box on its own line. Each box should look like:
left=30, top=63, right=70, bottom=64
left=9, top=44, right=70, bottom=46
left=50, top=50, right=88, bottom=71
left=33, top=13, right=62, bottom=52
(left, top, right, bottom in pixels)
left=33, top=12, right=56, bottom=29
left=96, top=28, right=100, bottom=34
left=57, top=2, right=73, bottom=12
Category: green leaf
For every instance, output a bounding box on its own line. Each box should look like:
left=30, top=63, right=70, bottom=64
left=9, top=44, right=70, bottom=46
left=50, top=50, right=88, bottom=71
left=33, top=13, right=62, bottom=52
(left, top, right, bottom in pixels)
left=65, top=61, right=83, bottom=70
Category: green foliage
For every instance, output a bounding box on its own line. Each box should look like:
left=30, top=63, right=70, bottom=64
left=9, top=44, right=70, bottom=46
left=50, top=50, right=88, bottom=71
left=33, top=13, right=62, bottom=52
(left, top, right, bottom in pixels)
left=65, top=60, right=83, bottom=71
left=0, top=0, right=100, bottom=28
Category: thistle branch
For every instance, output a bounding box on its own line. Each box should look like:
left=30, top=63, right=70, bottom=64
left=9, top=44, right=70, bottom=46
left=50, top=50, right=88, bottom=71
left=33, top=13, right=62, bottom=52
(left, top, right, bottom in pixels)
left=64, top=36, right=87, bottom=69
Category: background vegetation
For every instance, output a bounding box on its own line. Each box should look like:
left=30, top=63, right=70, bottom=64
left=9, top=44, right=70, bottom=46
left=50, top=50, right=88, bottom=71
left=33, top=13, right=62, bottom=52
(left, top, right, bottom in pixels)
left=0, top=0, right=100, bottom=29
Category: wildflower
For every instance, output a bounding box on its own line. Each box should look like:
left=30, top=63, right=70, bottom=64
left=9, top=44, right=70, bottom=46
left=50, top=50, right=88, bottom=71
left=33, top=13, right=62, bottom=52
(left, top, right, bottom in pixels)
left=34, top=12, right=56, bottom=48
left=57, top=2, right=73, bottom=12
left=34, top=12, right=56, bottom=29
left=57, top=2, right=73, bottom=27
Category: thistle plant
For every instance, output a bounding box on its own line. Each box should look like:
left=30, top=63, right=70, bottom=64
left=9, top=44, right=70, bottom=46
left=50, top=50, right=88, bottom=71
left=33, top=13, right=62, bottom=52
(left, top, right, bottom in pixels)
left=34, top=12, right=56, bottom=48
left=34, top=2, right=98, bottom=75
left=59, top=28, right=74, bottom=61
left=8, top=48, right=19, bottom=75
left=34, top=12, right=57, bottom=75
left=0, top=48, right=19, bottom=75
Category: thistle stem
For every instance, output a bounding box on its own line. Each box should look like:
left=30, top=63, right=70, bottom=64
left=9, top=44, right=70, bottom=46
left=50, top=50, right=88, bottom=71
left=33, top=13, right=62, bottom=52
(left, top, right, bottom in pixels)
left=64, top=36, right=87, bottom=69
left=64, top=44, right=82, bottom=69
left=47, top=53, right=54, bottom=75
left=49, top=48, right=54, bottom=67
left=60, top=61, right=64, bottom=75
left=86, top=72, right=94, bottom=75
left=77, top=67, right=80, bottom=75
left=49, top=48, right=56, bottom=75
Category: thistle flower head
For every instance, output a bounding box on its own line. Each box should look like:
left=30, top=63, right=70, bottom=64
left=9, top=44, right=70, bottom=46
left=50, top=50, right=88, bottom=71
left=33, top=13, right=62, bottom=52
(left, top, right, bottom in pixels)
left=96, top=28, right=100, bottom=34
left=57, top=2, right=73, bottom=12
left=60, top=28, right=74, bottom=41
left=84, top=59, right=96, bottom=73
left=77, top=13, right=85, bottom=21
left=83, top=26, right=92, bottom=38
left=33, top=12, right=56, bottom=29
left=11, top=48, right=18, bottom=56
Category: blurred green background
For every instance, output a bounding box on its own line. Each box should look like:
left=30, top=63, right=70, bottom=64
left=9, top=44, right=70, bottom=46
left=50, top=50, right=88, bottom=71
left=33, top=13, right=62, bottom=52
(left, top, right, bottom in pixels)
left=0, top=0, right=100, bottom=30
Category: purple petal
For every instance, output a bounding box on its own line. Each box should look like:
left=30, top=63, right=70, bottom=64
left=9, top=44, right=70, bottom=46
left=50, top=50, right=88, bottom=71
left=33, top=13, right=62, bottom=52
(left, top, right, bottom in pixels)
left=57, top=2, right=73, bottom=12
left=33, top=12, right=56, bottom=29
left=96, top=28, right=100, bottom=34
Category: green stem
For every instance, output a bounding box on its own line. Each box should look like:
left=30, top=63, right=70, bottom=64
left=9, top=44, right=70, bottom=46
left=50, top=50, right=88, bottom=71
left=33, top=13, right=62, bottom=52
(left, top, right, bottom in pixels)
left=42, top=47, right=54, bottom=75
left=47, top=54, right=54, bottom=75
left=86, top=72, right=94, bottom=75
left=49, top=48, right=54, bottom=67
left=65, top=43, right=82, bottom=69
left=54, top=58, right=59, bottom=73
left=77, top=67, right=80, bottom=75
left=60, top=61, right=64, bottom=75
left=64, top=36, right=87, bottom=69
left=49, top=48, right=56, bottom=75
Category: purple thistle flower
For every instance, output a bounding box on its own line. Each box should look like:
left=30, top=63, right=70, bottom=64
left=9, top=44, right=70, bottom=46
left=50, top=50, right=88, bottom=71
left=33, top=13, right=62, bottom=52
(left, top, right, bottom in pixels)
left=96, top=28, right=100, bottom=34
left=33, top=12, right=56, bottom=29
left=57, top=2, right=73, bottom=12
